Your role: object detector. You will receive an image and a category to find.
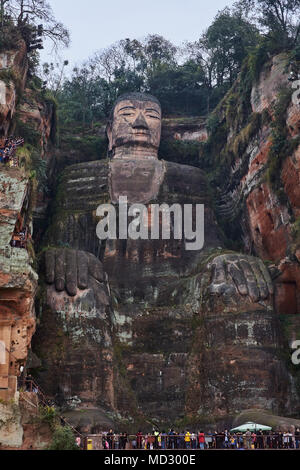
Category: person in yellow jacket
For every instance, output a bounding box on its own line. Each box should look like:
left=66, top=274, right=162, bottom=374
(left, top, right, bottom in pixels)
left=185, top=431, right=191, bottom=449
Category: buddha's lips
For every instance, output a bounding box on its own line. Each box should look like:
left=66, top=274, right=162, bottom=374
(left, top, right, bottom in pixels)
left=132, top=130, right=150, bottom=136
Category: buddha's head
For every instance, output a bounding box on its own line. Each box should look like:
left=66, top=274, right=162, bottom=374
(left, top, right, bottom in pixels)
left=107, top=92, right=162, bottom=159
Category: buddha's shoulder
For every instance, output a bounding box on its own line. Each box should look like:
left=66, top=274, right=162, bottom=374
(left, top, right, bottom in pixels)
left=59, top=159, right=109, bottom=194
left=160, top=160, right=210, bottom=202
left=57, top=159, right=110, bottom=211
left=64, top=159, right=110, bottom=179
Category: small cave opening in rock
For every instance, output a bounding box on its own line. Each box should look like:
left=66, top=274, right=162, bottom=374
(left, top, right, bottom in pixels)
left=275, top=281, right=298, bottom=315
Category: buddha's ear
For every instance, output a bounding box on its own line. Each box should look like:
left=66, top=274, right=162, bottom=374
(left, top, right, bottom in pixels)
left=106, top=122, right=113, bottom=151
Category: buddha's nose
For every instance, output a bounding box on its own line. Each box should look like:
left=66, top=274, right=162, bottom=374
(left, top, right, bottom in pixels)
left=132, top=112, right=149, bottom=130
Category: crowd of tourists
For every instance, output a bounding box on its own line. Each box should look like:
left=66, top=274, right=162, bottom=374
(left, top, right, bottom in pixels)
left=10, top=226, right=28, bottom=248
left=99, top=428, right=300, bottom=450
left=0, top=136, right=24, bottom=166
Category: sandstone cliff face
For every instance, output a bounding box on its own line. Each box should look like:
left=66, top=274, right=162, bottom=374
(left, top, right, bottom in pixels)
left=220, top=54, right=300, bottom=319
left=17, top=88, right=56, bottom=161
left=0, top=40, right=56, bottom=447
left=246, top=55, right=298, bottom=264
left=0, top=165, right=38, bottom=446
left=208, top=52, right=300, bottom=419
left=216, top=54, right=299, bottom=263
left=34, top=250, right=115, bottom=414
left=0, top=36, right=56, bottom=231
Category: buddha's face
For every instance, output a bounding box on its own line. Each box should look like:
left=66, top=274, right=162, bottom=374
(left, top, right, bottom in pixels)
left=107, top=98, right=162, bottom=155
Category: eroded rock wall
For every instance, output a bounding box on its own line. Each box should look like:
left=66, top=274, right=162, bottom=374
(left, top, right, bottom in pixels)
left=210, top=52, right=300, bottom=419
left=0, top=39, right=55, bottom=447
left=0, top=165, right=38, bottom=446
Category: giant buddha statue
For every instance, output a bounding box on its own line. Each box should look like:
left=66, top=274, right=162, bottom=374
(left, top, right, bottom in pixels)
left=38, top=93, right=292, bottom=427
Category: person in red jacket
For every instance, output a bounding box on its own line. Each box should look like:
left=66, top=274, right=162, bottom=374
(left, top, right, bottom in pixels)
left=198, top=431, right=205, bottom=450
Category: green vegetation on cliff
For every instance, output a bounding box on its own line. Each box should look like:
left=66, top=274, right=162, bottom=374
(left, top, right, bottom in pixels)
left=266, top=87, right=300, bottom=202
left=47, top=425, right=79, bottom=451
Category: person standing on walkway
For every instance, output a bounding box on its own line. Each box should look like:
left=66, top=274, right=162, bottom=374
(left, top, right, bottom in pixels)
left=136, top=431, right=143, bottom=449
left=256, top=429, right=264, bottom=449
left=185, top=430, right=191, bottom=449
left=168, top=429, right=175, bottom=449
left=198, top=431, right=205, bottom=450
left=245, top=430, right=252, bottom=449
left=295, top=428, right=300, bottom=449
left=191, top=432, right=197, bottom=449
left=107, top=429, right=114, bottom=449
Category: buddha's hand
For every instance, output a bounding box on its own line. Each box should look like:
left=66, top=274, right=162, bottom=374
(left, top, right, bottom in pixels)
left=208, top=253, right=274, bottom=302
left=44, top=248, right=105, bottom=297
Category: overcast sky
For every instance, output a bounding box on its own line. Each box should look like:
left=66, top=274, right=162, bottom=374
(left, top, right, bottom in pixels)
left=41, top=0, right=235, bottom=69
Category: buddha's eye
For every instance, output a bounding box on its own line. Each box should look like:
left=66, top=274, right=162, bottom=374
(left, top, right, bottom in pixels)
left=146, top=115, right=160, bottom=120
left=121, top=113, right=134, bottom=116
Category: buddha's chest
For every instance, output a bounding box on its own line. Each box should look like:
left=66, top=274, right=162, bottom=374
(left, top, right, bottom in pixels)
left=109, top=158, right=165, bottom=204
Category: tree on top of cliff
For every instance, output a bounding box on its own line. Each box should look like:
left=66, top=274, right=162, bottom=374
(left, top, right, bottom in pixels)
left=236, top=0, right=300, bottom=47
left=91, top=35, right=178, bottom=85
left=184, top=7, right=259, bottom=112
left=203, top=8, right=259, bottom=86
left=0, top=0, right=70, bottom=51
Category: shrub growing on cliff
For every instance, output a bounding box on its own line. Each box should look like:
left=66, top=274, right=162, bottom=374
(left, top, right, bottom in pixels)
left=39, top=405, right=57, bottom=427
left=291, top=217, right=300, bottom=243
left=47, top=425, right=79, bottom=451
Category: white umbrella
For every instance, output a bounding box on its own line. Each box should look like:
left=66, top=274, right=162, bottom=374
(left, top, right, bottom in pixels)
left=230, top=421, right=272, bottom=432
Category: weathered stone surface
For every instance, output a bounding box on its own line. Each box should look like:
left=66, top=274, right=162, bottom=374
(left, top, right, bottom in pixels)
left=282, top=145, right=300, bottom=218
left=17, top=88, right=55, bottom=160
left=0, top=166, right=28, bottom=247
left=18, top=392, right=52, bottom=450
left=109, top=158, right=165, bottom=204
left=0, top=166, right=37, bottom=402
left=251, top=53, right=290, bottom=113
left=217, top=51, right=300, bottom=307
left=246, top=182, right=292, bottom=261
left=0, top=400, right=23, bottom=448
left=32, top=248, right=115, bottom=424
left=184, top=256, right=293, bottom=419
